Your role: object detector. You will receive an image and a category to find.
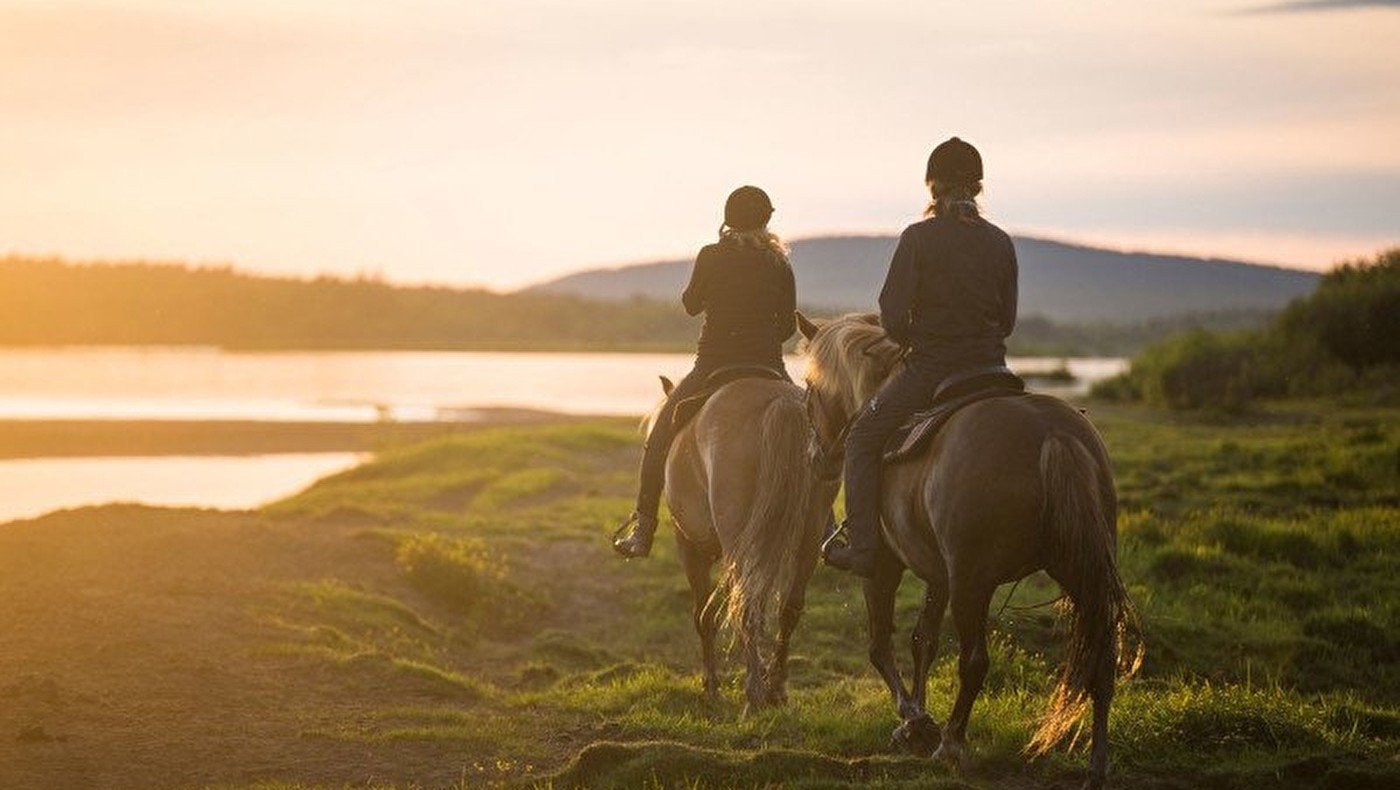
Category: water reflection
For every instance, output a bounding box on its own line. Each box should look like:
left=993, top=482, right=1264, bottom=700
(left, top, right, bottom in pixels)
left=0, top=348, right=1124, bottom=421
left=0, top=453, right=365, bottom=524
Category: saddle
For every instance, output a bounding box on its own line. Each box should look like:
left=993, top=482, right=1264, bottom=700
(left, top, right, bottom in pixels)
left=671, top=365, right=788, bottom=432
left=883, top=365, right=1027, bottom=463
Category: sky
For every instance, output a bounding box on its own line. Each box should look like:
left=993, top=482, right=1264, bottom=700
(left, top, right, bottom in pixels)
left=1, top=0, right=1397, bottom=290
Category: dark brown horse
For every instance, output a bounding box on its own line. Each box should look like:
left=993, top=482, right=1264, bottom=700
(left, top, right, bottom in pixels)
left=798, top=312, right=1139, bottom=790
left=654, top=375, right=839, bottom=710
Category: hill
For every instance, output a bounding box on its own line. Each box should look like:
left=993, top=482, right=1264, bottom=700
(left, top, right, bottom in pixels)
left=530, top=235, right=1322, bottom=323
left=0, top=255, right=1278, bottom=356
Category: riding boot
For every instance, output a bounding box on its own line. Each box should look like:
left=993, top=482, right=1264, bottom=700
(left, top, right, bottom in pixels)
left=612, top=511, right=659, bottom=558
left=822, top=520, right=877, bottom=578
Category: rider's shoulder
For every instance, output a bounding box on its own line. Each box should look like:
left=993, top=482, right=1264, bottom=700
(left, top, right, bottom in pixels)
left=900, top=217, right=941, bottom=244
left=696, top=241, right=726, bottom=263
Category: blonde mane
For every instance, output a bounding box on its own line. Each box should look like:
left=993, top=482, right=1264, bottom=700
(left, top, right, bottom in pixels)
left=801, top=313, right=903, bottom=414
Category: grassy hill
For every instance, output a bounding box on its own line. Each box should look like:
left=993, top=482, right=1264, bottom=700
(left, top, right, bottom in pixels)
left=2, top=404, right=1396, bottom=789
left=530, top=234, right=1322, bottom=323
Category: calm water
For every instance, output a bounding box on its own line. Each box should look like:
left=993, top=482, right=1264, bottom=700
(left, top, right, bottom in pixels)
left=0, top=348, right=1124, bottom=522
left=0, top=347, right=1124, bottom=421
left=0, top=453, right=365, bottom=523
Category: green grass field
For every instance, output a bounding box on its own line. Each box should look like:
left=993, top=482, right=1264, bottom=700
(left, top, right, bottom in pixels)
left=2, top=402, right=1397, bottom=789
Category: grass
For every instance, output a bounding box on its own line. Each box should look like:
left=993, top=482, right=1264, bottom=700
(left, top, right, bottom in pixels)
left=263, top=406, right=1400, bottom=787
left=3, top=404, right=1398, bottom=789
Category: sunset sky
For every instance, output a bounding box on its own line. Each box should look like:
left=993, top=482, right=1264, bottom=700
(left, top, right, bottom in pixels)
left=2, top=0, right=1397, bottom=289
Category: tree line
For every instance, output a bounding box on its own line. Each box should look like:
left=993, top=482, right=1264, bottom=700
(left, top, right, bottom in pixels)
left=1093, top=247, right=1399, bottom=411
left=0, top=256, right=1272, bottom=356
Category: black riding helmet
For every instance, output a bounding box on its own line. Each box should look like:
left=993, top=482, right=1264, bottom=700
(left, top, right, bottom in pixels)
left=926, top=137, right=983, bottom=183
left=723, top=185, right=774, bottom=231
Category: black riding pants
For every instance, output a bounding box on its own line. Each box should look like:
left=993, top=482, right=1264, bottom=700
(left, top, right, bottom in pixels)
left=634, top=357, right=789, bottom=523
left=841, top=353, right=975, bottom=559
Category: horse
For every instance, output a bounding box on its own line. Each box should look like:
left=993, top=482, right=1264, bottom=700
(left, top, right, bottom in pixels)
left=796, top=312, right=1139, bottom=790
left=652, top=373, right=839, bottom=710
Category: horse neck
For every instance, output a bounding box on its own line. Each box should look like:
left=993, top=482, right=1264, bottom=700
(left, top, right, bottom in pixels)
left=845, top=358, right=903, bottom=415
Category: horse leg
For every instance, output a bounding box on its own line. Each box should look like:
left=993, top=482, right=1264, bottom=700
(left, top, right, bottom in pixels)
left=896, top=577, right=949, bottom=758
left=765, top=558, right=815, bottom=705
left=864, top=543, right=915, bottom=717
left=677, top=536, right=721, bottom=700
left=1084, top=657, right=1114, bottom=790
left=933, top=580, right=994, bottom=772
left=911, top=570, right=950, bottom=712
left=740, top=604, right=768, bottom=713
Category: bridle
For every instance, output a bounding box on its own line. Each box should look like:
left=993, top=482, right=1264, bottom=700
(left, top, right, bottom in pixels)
left=803, top=343, right=904, bottom=483
left=804, top=384, right=858, bottom=483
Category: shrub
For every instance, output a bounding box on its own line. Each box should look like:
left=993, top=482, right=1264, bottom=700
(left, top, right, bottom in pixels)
left=1125, top=329, right=1262, bottom=412
left=1099, top=247, right=1399, bottom=409
left=395, top=532, right=503, bottom=614
left=1279, top=248, right=1400, bottom=371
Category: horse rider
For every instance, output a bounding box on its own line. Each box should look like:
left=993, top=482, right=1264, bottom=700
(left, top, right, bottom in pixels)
left=822, top=137, right=1019, bottom=578
left=613, top=186, right=797, bottom=558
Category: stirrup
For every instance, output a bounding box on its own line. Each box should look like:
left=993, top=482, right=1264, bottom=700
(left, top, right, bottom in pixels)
left=612, top=512, right=655, bottom=558
left=612, top=513, right=640, bottom=545
left=820, top=521, right=850, bottom=557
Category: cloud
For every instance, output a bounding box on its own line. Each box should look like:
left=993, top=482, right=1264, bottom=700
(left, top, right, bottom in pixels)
left=1240, top=0, right=1400, bottom=13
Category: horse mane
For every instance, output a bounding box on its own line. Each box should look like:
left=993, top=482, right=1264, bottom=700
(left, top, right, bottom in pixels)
left=801, top=312, right=902, bottom=412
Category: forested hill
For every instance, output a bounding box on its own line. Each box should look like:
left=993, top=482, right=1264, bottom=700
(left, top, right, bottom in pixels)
left=529, top=234, right=1321, bottom=323
left=0, top=257, right=696, bottom=351
left=0, top=256, right=1278, bottom=355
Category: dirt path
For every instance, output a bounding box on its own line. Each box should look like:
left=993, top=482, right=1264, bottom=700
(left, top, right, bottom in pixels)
left=0, top=505, right=485, bottom=790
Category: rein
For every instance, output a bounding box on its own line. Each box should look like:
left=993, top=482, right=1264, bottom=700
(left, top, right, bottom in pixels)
left=805, top=385, right=862, bottom=482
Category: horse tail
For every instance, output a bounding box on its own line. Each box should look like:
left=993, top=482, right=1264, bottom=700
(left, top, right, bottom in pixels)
left=717, top=389, right=813, bottom=643
left=1027, top=432, right=1143, bottom=756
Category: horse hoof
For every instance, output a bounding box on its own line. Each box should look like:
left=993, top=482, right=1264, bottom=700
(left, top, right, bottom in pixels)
left=932, top=740, right=966, bottom=773
left=891, top=714, right=939, bottom=758
left=701, top=679, right=719, bottom=701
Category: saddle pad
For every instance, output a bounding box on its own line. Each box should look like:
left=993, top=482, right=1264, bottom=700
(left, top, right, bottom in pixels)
left=672, top=365, right=788, bottom=431
left=883, top=376, right=1027, bottom=463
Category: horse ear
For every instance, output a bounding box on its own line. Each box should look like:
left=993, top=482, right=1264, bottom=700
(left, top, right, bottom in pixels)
left=659, top=375, right=674, bottom=395
left=796, top=311, right=819, bottom=341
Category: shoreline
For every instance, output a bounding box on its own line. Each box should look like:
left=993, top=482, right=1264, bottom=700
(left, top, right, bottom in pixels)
left=0, top=409, right=626, bottom=460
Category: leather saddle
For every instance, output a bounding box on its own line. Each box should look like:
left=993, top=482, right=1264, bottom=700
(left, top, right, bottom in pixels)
left=671, top=365, right=788, bottom=431
left=883, top=365, right=1028, bottom=463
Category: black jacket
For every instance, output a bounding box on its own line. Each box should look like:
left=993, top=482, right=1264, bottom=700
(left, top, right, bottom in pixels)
left=878, top=214, right=1018, bottom=361
left=682, top=238, right=796, bottom=365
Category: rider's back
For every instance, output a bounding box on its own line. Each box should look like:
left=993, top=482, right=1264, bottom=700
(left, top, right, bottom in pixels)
left=880, top=214, right=1018, bottom=366
left=684, top=237, right=796, bottom=367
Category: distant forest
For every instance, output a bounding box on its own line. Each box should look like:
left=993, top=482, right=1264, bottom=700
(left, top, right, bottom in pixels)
left=0, top=257, right=1273, bottom=356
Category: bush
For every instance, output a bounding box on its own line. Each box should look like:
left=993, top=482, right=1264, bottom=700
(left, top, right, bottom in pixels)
left=395, top=532, right=503, bottom=614
left=1280, top=249, right=1400, bottom=371
left=1126, top=329, right=1262, bottom=412
left=1099, top=247, right=1399, bottom=410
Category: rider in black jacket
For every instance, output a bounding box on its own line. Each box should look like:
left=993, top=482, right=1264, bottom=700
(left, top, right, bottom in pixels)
left=613, top=186, right=796, bottom=558
left=823, top=138, right=1019, bottom=577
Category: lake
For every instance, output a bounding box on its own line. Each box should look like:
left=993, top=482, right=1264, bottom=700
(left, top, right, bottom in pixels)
left=0, top=453, right=365, bottom=523
left=0, top=348, right=1125, bottom=521
left=0, top=347, right=1124, bottom=422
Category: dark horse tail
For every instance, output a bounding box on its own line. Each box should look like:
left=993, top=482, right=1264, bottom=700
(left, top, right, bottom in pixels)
left=1027, top=432, right=1143, bottom=756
